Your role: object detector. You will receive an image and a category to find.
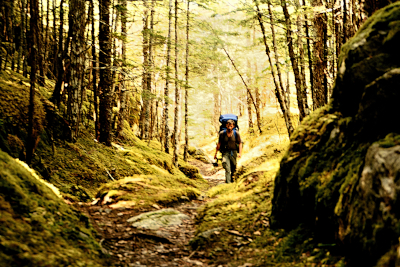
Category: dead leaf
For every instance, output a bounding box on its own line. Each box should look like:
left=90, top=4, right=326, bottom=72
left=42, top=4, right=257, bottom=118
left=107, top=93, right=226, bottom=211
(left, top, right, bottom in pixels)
left=214, top=231, right=220, bottom=235
left=225, top=229, right=243, bottom=236
left=253, top=231, right=261, bottom=236
left=109, top=200, right=136, bottom=209
left=152, top=204, right=161, bottom=209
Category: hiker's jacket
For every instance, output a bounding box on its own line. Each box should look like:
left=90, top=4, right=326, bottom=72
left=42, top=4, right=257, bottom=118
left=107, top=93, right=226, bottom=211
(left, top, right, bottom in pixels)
left=218, top=130, right=242, bottom=153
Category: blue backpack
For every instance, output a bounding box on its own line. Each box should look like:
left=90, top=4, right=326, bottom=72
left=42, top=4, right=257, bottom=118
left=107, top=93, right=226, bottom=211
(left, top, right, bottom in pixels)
left=219, top=113, right=239, bottom=140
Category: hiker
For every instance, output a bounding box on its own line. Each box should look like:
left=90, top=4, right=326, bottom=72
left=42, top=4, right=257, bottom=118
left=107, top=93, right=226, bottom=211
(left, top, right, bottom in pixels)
left=214, top=119, right=242, bottom=183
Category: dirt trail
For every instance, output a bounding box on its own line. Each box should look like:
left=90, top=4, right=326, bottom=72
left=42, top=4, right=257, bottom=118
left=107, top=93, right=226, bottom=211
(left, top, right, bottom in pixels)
left=77, top=159, right=225, bottom=267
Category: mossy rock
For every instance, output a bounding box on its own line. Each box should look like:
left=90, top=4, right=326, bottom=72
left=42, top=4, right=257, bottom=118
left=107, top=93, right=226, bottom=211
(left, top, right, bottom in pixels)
left=187, top=146, right=197, bottom=155
left=271, top=3, right=400, bottom=265
left=178, top=163, right=202, bottom=179
left=0, top=150, right=107, bottom=266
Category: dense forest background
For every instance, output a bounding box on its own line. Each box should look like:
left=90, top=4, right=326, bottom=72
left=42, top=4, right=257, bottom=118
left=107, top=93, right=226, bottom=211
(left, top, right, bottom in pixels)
left=0, top=0, right=389, bottom=163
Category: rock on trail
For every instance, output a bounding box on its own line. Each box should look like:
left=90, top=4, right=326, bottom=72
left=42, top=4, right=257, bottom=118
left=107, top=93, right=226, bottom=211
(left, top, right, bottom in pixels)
left=77, top=158, right=226, bottom=267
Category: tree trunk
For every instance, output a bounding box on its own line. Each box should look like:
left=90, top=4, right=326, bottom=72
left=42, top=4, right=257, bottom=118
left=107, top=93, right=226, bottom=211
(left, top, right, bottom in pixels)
left=52, top=0, right=57, bottom=76
left=68, top=0, right=86, bottom=142
left=301, top=0, right=314, bottom=102
left=26, top=0, right=40, bottom=165
left=90, top=0, right=100, bottom=140
left=247, top=90, right=254, bottom=134
left=295, top=0, right=308, bottom=101
left=22, top=0, right=29, bottom=77
left=255, top=0, right=292, bottom=135
left=172, top=0, right=180, bottom=167
left=183, top=0, right=189, bottom=162
left=312, top=0, right=328, bottom=110
left=140, top=0, right=150, bottom=139
left=164, top=0, right=172, bottom=154
left=99, top=0, right=113, bottom=146
left=281, top=0, right=309, bottom=121
left=43, top=0, right=50, bottom=79
left=17, top=0, right=25, bottom=73
left=37, top=0, right=45, bottom=86
left=148, top=0, right=155, bottom=142
left=117, top=0, right=127, bottom=139
left=9, top=0, right=15, bottom=71
left=52, top=0, right=64, bottom=107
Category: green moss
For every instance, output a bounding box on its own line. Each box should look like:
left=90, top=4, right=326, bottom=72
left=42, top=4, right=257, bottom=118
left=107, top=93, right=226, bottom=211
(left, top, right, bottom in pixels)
left=0, top=150, right=107, bottom=266
left=95, top=174, right=202, bottom=208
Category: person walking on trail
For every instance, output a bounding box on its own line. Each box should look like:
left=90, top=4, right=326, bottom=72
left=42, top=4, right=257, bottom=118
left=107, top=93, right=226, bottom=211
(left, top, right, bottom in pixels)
left=214, top=119, right=243, bottom=183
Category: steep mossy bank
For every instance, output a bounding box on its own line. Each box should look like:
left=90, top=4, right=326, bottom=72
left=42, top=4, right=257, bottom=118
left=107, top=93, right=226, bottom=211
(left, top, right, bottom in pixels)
left=0, top=69, right=207, bottom=204
left=0, top=65, right=208, bottom=266
left=272, top=2, right=400, bottom=266
left=0, top=150, right=107, bottom=266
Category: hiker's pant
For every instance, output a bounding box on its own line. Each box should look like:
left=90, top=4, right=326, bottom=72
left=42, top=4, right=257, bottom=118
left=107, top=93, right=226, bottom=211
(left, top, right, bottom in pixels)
left=222, top=150, right=237, bottom=183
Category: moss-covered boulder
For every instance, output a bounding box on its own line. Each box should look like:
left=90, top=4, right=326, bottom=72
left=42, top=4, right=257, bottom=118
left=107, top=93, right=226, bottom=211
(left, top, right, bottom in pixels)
left=0, top=150, right=106, bottom=266
left=271, top=3, right=400, bottom=266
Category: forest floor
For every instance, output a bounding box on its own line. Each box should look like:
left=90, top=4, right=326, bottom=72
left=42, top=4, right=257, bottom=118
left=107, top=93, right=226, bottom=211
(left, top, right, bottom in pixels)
left=76, top=158, right=228, bottom=267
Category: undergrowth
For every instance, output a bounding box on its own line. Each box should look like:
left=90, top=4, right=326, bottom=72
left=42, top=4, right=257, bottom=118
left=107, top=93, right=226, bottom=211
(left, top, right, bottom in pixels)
left=192, top=114, right=346, bottom=266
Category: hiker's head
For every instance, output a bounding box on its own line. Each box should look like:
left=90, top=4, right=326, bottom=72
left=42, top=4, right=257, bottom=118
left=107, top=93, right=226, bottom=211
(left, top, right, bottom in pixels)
left=226, top=120, right=235, bottom=131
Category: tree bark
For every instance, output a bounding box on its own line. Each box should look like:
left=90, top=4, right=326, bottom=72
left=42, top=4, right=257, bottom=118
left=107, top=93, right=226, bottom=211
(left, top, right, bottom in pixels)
left=68, top=0, right=86, bottom=142
left=312, top=0, right=328, bottom=110
left=301, top=0, right=314, bottom=103
left=26, top=0, right=40, bottom=165
left=172, top=0, right=180, bottom=167
left=17, top=0, right=25, bottom=73
left=99, top=0, right=113, bottom=146
left=255, top=0, right=292, bottom=135
left=52, top=0, right=64, bottom=107
left=148, top=0, right=155, bottom=142
left=90, top=0, right=100, bottom=140
left=281, top=0, right=309, bottom=121
left=164, top=0, right=172, bottom=154
left=117, top=0, right=127, bottom=139
left=183, top=0, right=189, bottom=162
left=140, top=0, right=150, bottom=139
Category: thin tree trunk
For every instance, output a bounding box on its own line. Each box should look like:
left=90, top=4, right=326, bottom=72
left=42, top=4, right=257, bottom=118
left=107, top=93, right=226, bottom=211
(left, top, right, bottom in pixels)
left=22, top=0, right=29, bottom=77
left=183, top=0, right=189, bottom=162
left=117, top=0, right=127, bottom=139
left=10, top=0, right=15, bottom=71
left=99, top=0, right=113, bottom=146
left=26, top=0, right=40, bottom=165
left=247, top=90, right=254, bottom=134
left=172, top=0, right=180, bottom=167
left=301, top=0, right=314, bottom=103
left=295, top=0, right=308, bottom=99
left=52, top=0, right=64, bottom=107
left=52, top=0, right=57, bottom=76
left=43, top=0, right=50, bottom=79
left=148, top=0, right=155, bottom=142
left=255, top=0, right=292, bottom=136
left=37, top=0, right=45, bottom=86
left=281, top=0, right=309, bottom=121
left=266, top=0, right=285, bottom=103
left=17, top=0, right=25, bottom=73
left=164, top=0, right=172, bottom=154
left=91, top=0, right=100, bottom=139
left=140, top=0, right=150, bottom=139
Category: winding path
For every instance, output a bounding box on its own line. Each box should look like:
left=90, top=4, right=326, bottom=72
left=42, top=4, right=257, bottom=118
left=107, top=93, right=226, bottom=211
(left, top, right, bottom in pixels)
left=78, top=159, right=225, bottom=267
